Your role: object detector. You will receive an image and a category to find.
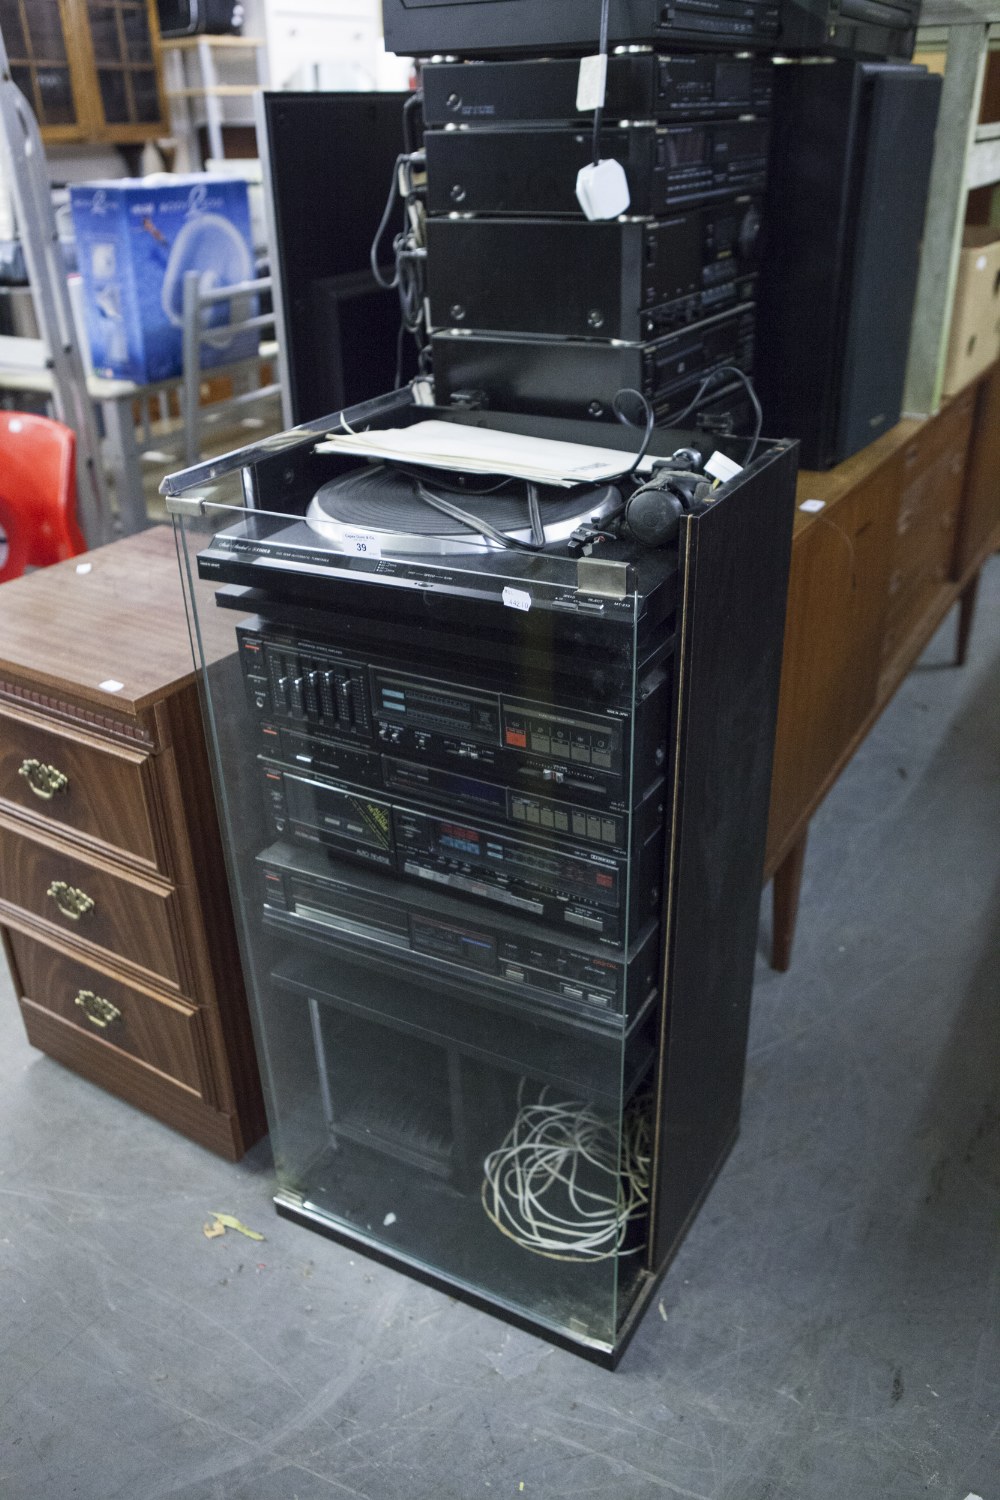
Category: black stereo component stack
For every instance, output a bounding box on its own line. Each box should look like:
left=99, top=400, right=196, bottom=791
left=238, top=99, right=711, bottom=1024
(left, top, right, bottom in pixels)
left=420, top=48, right=772, bottom=435
left=383, top=0, right=924, bottom=461
left=178, top=391, right=799, bottom=1360
left=382, top=0, right=917, bottom=62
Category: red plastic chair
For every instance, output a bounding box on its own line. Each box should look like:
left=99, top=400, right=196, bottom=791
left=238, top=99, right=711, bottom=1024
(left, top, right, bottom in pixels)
left=0, top=411, right=87, bottom=584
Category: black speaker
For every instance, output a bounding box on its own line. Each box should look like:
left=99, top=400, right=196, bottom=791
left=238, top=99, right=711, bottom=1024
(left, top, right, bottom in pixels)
left=259, top=92, right=415, bottom=425
left=754, top=61, right=940, bottom=471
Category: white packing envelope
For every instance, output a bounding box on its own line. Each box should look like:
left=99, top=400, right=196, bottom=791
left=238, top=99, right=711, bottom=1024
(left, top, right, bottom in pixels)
left=315, top=420, right=654, bottom=489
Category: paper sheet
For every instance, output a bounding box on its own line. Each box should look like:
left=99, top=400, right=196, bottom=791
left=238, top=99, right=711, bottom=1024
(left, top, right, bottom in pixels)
left=316, top=420, right=653, bottom=489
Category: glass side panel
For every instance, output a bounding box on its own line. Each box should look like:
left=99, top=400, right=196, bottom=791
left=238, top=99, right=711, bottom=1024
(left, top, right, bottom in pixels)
left=171, top=406, right=681, bottom=1352
left=0, top=2, right=28, bottom=57
left=25, top=4, right=67, bottom=60
left=97, top=67, right=129, bottom=124
left=36, top=67, right=75, bottom=125
left=130, top=68, right=159, bottom=123
left=4, top=0, right=77, bottom=129
left=89, top=6, right=122, bottom=62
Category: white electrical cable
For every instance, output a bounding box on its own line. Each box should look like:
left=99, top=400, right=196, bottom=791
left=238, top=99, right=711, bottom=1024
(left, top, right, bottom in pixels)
left=481, top=1083, right=651, bottom=1262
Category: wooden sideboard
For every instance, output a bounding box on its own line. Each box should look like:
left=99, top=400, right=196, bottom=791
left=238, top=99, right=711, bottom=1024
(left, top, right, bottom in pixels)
left=765, top=361, right=1000, bottom=969
left=0, top=527, right=266, bottom=1158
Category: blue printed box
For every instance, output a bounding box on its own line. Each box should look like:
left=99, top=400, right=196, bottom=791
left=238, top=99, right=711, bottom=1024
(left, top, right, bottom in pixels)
left=70, top=175, right=256, bottom=384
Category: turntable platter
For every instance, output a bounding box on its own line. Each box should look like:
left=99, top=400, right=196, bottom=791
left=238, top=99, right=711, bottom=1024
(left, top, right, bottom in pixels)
left=306, top=464, right=620, bottom=555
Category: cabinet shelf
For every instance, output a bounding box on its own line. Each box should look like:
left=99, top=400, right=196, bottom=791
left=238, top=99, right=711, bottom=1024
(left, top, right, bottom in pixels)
left=158, top=34, right=264, bottom=49
left=165, top=84, right=260, bottom=98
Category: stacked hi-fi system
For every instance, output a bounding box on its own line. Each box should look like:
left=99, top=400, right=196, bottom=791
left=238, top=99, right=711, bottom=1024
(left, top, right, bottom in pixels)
left=420, top=47, right=772, bottom=438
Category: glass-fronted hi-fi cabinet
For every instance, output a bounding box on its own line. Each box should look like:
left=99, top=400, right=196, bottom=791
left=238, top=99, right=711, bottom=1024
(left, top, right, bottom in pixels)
left=168, top=391, right=796, bottom=1364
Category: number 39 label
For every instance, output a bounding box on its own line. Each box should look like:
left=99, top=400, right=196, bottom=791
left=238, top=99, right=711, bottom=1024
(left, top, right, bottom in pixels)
left=341, top=531, right=381, bottom=558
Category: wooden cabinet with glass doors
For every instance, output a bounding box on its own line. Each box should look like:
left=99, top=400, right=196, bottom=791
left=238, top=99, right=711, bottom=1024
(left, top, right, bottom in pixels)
left=0, top=0, right=167, bottom=144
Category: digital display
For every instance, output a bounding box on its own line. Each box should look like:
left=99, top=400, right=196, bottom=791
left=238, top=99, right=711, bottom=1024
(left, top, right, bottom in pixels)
left=667, top=127, right=708, bottom=169
left=439, top=824, right=482, bottom=857
left=384, top=758, right=508, bottom=814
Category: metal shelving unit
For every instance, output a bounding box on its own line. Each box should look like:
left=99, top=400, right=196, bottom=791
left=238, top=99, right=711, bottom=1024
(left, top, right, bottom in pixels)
left=160, top=34, right=265, bottom=166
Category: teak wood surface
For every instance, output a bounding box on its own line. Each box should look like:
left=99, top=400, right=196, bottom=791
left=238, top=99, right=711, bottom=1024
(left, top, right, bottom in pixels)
left=765, top=361, right=1000, bottom=969
left=0, top=526, right=265, bottom=1158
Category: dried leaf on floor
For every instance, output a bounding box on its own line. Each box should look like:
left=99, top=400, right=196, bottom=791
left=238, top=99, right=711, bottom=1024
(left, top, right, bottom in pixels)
left=203, top=1212, right=266, bottom=1242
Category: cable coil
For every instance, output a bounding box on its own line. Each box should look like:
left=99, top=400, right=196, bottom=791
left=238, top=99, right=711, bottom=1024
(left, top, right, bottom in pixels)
left=481, top=1084, right=651, bottom=1262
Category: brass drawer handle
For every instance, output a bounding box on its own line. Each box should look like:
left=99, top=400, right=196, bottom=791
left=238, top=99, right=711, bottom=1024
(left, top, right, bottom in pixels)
left=74, top=989, right=121, bottom=1030
left=46, top=881, right=95, bottom=922
left=19, top=759, right=69, bottom=801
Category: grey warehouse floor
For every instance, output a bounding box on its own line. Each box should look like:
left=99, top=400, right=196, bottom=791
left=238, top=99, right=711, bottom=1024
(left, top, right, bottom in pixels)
left=2, top=559, right=998, bottom=1500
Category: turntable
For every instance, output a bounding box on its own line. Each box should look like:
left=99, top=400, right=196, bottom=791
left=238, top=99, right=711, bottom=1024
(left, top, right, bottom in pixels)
left=306, top=463, right=622, bottom=556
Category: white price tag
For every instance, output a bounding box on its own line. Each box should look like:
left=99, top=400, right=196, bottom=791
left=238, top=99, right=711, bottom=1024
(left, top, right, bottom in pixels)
left=576, top=53, right=608, bottom=113
left=976, top=254, right=988, bottom=271
left=502, top=586, right=532, bottom=613
left=341, top=531, right=381, bottom=558
left=99, top=679, right=124, bottom=693
left=799, top=498, right=826, bottom=513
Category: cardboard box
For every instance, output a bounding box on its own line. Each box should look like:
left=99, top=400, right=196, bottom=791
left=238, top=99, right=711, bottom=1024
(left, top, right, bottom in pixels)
left=942, top=226, right=1000, bottom=398
left=70, top=175, right=256, bottom=385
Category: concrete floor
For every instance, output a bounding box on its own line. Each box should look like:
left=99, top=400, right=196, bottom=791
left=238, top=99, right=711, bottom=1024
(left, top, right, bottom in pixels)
left=1, top=559, right=998, bottom=1500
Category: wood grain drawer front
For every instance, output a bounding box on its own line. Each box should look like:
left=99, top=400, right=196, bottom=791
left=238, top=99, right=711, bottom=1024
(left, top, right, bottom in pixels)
left=901, top=387, right=976, bottom=476
left=766, top=468, right=897, bottom=869
left=954, top=362, right=1000, bottom=579
left=885, top=434, right=968, bottom=651
left=0, top=707, right=163, bottom=871
left=7, top=929, right=213, bottom=1100
left=0, top=825, right=181, bottom=990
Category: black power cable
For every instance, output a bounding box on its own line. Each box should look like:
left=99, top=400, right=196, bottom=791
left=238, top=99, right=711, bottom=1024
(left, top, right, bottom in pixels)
left=370, top=153, right=405, bottom=290
left=670, top=365, right=764, bottom=464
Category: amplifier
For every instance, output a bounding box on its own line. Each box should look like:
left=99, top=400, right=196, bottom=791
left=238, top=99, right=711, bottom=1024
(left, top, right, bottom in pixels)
left=425, top=120, right=770, bottom=218
left=238, top=624, right=670, bottom=811
left=261, top=762, right=665, bottom=944
left=422, top=55, right=774, bottom=127
left=257, top=725, right=654, bottom=849
left=779, top=0, right=917, bottom=60
left=432, top=304, right=756, bottom=425
left=259, top=841, right=661, bottom=1027
left=382, top=0, right=780, bottom=57
left=426, top=199, right=760, bottom=342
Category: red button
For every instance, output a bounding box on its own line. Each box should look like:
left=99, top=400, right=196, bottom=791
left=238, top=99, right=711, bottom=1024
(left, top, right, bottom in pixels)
left=505, top=729, right=527, bottom=748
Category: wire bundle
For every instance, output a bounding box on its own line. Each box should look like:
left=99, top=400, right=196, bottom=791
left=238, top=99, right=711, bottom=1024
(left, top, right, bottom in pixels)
left=370, top=151, right=429, bottom=385
left=481, top=1084, right=651, bottom=1262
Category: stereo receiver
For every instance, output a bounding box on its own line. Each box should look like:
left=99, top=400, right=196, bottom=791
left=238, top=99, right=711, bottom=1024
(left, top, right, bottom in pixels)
left=432, top=304, right=755, bottom=426
left=257, top=727, right=653, bottom=851
left=421, top=55, right=774, bottom=127
left=425, top=121, right=770, bottom=218
left=260, top=841, right=660, bottom=1027
left=261, top=761, right=665, bottom=944
left=238, top=624, right=670, bottom=811
left=427, top=200, right=760, bottom=341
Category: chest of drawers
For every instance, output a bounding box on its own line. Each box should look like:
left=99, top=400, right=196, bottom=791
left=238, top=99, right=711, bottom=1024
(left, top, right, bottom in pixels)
left=0, top=527, right=265, bottom=1159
